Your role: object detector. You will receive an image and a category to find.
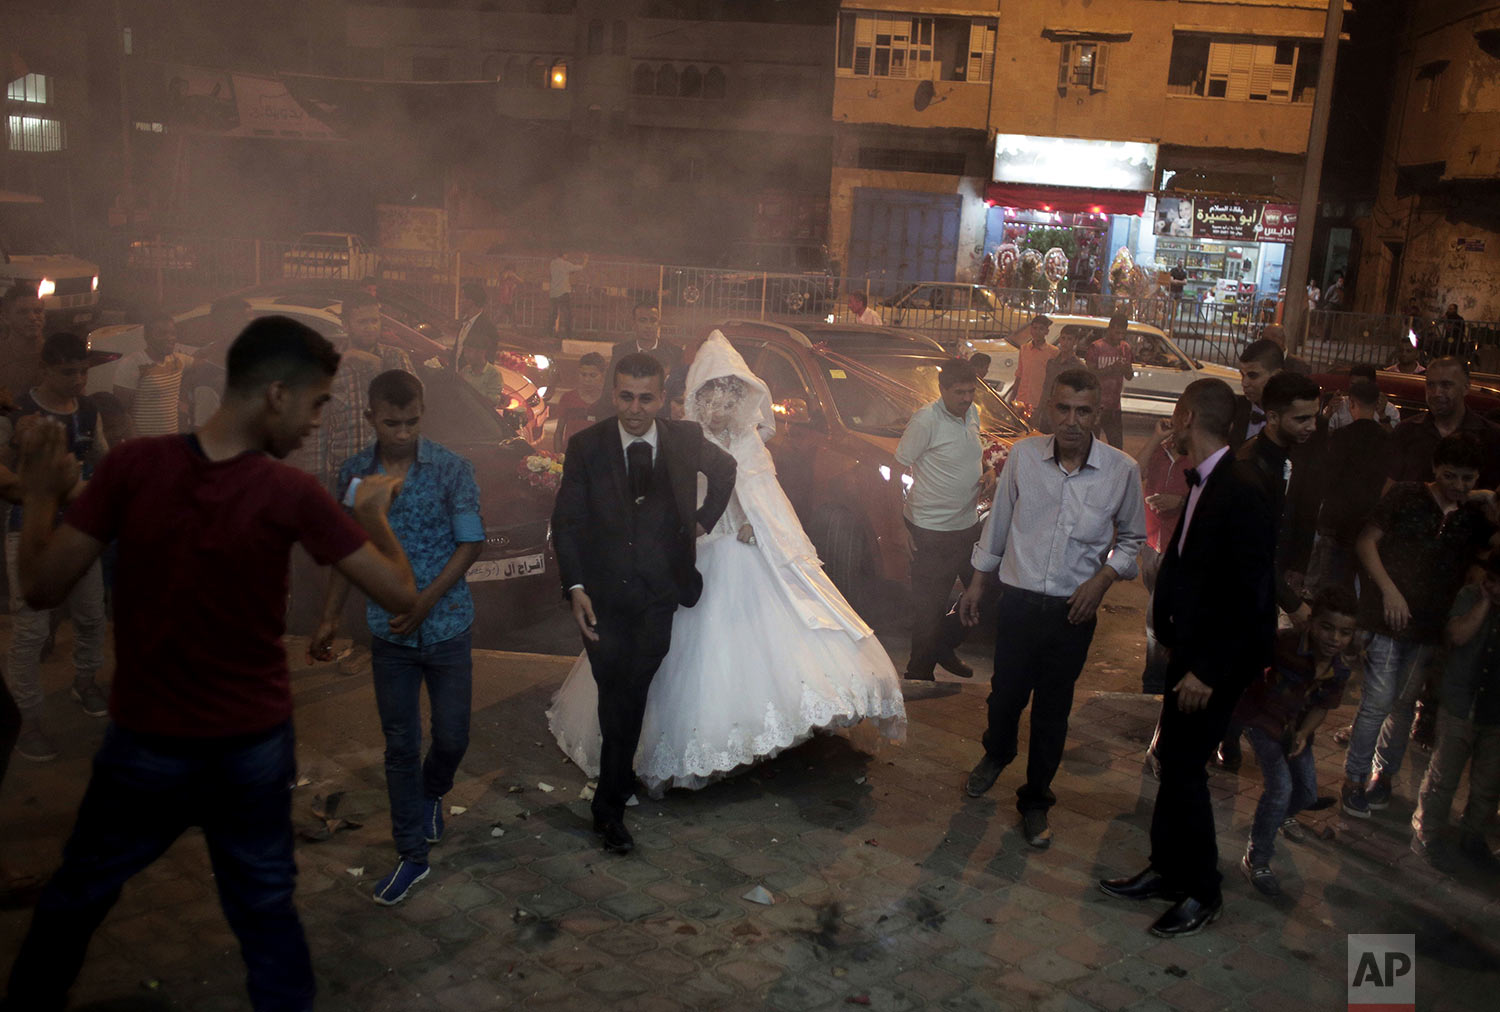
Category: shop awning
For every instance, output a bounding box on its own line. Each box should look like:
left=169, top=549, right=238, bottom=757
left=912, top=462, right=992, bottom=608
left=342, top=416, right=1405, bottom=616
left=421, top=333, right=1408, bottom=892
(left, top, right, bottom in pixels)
left=984, top=183, right=1148, bottom=215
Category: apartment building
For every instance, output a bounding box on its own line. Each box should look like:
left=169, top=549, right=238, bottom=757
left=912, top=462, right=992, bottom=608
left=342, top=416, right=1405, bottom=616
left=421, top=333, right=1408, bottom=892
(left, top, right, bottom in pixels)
left=1354, top=0, right=1500, bottom=320
left=831, top=0, right=1336, bottom=302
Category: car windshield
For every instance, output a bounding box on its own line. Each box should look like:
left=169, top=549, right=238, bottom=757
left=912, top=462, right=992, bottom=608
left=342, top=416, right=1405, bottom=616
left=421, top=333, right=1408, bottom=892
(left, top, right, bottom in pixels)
left=816, top=350, right=1026, bottom=437
left=0, top=202, right=66, bottom=255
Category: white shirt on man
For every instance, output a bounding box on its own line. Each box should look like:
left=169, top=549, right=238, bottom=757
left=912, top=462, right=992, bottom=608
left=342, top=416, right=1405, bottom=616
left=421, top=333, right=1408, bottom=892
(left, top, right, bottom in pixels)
left=856, top=306, right=882, bottom=326
left=550, top=257, right=584, bottom=298
left=619, top=419, right=658, bottom=466
left=895, top=400, right=983, bottom=532
left=1177, top=444, right=1230, bottom=554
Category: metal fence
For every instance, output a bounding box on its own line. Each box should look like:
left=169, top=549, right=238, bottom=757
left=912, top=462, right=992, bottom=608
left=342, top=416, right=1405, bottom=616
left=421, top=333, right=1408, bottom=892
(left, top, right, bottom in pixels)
left=85, top=230, right=1500, bottom=375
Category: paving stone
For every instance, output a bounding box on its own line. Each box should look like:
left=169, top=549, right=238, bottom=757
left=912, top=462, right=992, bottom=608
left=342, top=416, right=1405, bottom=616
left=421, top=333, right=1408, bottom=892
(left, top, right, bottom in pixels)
left=597, top=889, right=666, bottom=922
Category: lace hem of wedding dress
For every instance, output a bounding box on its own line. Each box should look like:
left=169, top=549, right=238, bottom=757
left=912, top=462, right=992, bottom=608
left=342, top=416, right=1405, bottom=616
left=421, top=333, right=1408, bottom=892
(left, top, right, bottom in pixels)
left=549, top=680, right=907, bottom=795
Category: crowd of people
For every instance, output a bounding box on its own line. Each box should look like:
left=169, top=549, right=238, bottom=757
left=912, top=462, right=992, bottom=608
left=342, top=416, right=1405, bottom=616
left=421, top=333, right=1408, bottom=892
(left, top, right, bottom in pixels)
left=1, top=275, right=1498, bottom=1008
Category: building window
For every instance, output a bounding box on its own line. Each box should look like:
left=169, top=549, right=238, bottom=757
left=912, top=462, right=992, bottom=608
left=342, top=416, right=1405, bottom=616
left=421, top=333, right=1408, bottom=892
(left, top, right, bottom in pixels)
left=611, top=20, right=627, bottom=55
left=655, top=64, right=678, bottom=97
left=412, top=56, right=449, bottom=81
left=6, top=73, right=49, bottom=105
left=837, top=12, right=994, bottom=83
left=680, top=65, right=702, bottom=98
left=587, top=19, right=604, bottom=55
left=1167, top=35, right=1316, bottom=103
left=123, top=27, right=133, bottom=56
left=8, top=115, right=65, bottom=152
left=633, top=63, right=654, bottom=94
left=1057, top=42, right=1109, bottom=92
left=1416, top=60, right=1447, bottom=112
left=856, top=146, right=966, bottom=175
left=503, top=56, right=524, bottom=88
left=704, top=66, right=726, bottom=99
left=530, top=57, right=548, bottom=89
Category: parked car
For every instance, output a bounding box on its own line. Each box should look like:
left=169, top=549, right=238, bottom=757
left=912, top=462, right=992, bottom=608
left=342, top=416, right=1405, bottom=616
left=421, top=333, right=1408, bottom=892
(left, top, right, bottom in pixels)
left=281, top=232, right=379, bottom=280
left=670, top=241, right=839, bottom=315
left=711, top=318, right=1029, bottom=614
left=1312, top=368, right=1500, bottom=422
left=881, top=282, right=1018, bottom=347
left=236, top=279, right=559, bottom=397
left=86, top=307, right=557, bottom=608
left=87, top=297, right=548, bottom=443
left=964, top=314, right=1241, bottom=418
left=0, top=190, right=100, bottom=330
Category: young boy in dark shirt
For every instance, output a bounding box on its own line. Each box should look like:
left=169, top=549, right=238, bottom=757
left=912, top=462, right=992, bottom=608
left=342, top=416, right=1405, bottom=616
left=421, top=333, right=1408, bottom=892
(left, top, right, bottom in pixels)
left=1237, top=587, right=1359, bottom=897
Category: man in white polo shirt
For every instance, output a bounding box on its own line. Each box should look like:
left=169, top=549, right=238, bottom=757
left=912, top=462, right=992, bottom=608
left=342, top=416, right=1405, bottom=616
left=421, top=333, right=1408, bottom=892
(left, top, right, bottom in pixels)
left=895, top=358, right=995, bottom=681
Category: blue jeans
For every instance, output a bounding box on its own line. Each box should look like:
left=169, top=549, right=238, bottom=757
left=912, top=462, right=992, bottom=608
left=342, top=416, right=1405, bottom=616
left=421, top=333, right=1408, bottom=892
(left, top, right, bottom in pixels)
left=371, top=629, right=473, bottom=863
left=1344, top=633, right=1433, bottom=782
left=1246, top=726, right=1318, bottom=866
left=3, top=721, right=313, bottom=1012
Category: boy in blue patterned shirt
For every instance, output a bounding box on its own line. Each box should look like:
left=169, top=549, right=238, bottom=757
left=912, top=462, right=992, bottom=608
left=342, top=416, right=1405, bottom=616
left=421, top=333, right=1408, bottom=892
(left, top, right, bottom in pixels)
left=311, top=369, right=484, bottom=906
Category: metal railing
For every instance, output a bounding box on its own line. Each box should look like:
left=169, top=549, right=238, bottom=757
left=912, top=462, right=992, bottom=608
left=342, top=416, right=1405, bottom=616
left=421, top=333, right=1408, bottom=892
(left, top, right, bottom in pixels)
left=83, top=229, right=1500, bottom=376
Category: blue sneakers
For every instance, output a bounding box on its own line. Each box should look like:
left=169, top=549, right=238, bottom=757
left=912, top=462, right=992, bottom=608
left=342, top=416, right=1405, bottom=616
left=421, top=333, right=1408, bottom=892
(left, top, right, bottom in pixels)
left=372, top=860, right=430, bottom=906
left=423, top=796, right=444, bottom=844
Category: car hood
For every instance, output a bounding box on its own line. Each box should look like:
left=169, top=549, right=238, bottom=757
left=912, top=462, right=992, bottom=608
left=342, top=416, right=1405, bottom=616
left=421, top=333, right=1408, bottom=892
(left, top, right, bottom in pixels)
left=1195, top=361, right=1240, bottom=381
left=1, top=252, right=98, bottom=275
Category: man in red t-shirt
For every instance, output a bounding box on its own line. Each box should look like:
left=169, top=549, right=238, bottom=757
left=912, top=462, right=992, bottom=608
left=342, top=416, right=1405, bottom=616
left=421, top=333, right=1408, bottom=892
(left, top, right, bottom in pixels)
left=1085, top=312, right=1134, bottom=447
left=2, top=316, right=416, bottom=1012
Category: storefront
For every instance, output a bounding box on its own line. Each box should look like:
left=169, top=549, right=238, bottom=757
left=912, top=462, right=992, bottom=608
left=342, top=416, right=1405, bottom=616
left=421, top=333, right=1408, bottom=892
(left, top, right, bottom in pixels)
left=1140, top=194, right=1296, bottom=312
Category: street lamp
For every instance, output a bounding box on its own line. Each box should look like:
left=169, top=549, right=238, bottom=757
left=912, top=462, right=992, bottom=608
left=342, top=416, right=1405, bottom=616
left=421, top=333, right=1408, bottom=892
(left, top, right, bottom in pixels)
left=550, top=60, right=567, bottom=89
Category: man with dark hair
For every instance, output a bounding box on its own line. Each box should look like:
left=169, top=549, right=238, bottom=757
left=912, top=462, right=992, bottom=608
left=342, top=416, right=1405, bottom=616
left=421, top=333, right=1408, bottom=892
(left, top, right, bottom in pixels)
left=455, top=281, right=499, bottom=367
left=1009, top=315, right=1056, bottom=414
left=1387, top=356, right=1500, bottom=489
left=1100, top=378, right=1277, bottom=938
left=609, top=302, right=682, bottom=383
left=1342, top=433, right=1497, bottom=817
left=1230, top=338, right=1285, bottom=447
left=1238, top=371, right=1321, bottom=619
left=316, top=293, right=413, bottom=491
left=848, top=291, right=882, bottom=326
left=555, top=351, right=609, bottom=450
left=1311, top=378, right=1391, bottom=593
left=313, top=369, right=485, bottom=907
left=114, top=312, right=192, bottom=437
left=1035, top=327, right=1087, bottom=434
left=1085, top=313, right=1132, bottom=447
left=895, top=357, right=994, bottom=682
left=2, top=315, right=416, bottom=1012
left=958, top=366, right=1146, bottom=848
left=1, top=333, right=110, bottom=761
left=1326, top=365, right=1400, bottom=430
left=552, top=351, right=736, bottom=854
left=1259, top=324, right=1311, bottom=375
left=1387, top=342, right=1424, bottom=375
left=457, top=332, right=505, bottom=406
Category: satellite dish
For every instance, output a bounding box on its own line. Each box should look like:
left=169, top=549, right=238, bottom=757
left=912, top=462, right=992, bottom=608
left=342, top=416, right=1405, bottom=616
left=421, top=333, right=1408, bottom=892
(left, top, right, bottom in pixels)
left=913, top=79, right=935, bottom=111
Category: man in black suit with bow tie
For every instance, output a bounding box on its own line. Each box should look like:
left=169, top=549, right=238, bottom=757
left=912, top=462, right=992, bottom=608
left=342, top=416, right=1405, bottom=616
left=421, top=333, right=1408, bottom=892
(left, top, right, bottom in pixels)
left=1100, top=378, right=1277, bottom=937
left=551, top=353, right=736, bottom=854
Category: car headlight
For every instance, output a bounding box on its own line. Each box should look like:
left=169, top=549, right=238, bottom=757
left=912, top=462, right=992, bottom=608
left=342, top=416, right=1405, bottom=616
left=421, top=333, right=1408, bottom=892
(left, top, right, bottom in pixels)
left=536, top=386, right=549, bottom=399
left=91, top=275, right=99, bottom=292
left=37, top=278, right=56, bottom=298
left=532, top=354, right=550, bottom=370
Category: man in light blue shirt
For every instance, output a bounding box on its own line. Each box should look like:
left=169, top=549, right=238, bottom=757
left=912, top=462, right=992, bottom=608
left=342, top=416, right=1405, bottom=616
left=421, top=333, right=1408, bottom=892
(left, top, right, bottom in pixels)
left=894, top=357, right=996, bottom=680
left=958, top=367, right=1146, bottom=848
left=312, top=369, right=485, bottom=906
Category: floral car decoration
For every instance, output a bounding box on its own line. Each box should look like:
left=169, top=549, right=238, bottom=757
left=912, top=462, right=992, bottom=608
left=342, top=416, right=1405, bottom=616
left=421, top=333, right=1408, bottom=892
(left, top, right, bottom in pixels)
left=520, top=450, right=565, bottom=494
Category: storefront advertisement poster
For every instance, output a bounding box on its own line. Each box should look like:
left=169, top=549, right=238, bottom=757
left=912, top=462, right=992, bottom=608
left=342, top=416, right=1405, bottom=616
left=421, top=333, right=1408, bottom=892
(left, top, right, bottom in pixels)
left=1257, top=204, right=1298, bottom=243
left=1193, top=200, right=1262, bottom=241
left=1154, top=197, right=1195, bottom=237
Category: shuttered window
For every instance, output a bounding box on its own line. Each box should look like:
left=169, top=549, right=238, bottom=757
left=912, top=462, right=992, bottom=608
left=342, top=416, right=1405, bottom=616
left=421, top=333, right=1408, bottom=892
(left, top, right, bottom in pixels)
left=1057, top=42, right=1109, bottom=92
left=1176, top=35, right=1312, bottom=103
left=837, top=11, right=994, bottom=82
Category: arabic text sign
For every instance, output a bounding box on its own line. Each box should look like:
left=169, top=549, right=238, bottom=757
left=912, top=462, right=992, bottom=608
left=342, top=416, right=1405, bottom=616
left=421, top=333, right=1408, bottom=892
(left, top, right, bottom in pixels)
left=1153, top=198, right=1298, bottom=244
left=466, top=553, right=546, bottom=583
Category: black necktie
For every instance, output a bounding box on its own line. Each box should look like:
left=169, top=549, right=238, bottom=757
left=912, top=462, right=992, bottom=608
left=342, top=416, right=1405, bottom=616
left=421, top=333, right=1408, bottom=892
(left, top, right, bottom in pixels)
left=1250, top=408, right=1265, bottom=423
left=627, top=440, right=652, bottom=503
left=1185, top=468, right=1201, bottom=488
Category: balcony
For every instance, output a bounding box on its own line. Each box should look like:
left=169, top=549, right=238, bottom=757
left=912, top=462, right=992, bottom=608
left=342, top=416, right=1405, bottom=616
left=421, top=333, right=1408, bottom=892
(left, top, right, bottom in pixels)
left=833, top=77, right=989, bottom=131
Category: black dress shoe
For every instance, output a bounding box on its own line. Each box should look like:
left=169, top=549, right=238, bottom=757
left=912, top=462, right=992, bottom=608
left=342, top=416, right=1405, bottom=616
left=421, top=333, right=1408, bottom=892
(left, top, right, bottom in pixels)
left=903, top=668, right=936, bottom=681
left=936, top=651, right=974, bottom=678
left=594, top=819, right=634, bottom=854
left=1149, top=896, right=1222, bottom=938
left=965, top=754, right=1005, bottom=797
left=1021, top=809, right=1052, bottom=849
left=1211, top=742, right=1242, bottom=773
left=1099, top=868, right=1180, bottom=901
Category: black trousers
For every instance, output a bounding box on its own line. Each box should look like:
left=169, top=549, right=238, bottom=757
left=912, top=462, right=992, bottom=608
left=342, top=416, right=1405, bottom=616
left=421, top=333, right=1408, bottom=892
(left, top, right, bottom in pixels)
left=585, top=595, right=676, bottom=823
left=1100, top=407, right=1124, bottom=448
left=0, top=675, right=18, bottom=786
left=982, top=584, right=1097, bottom=812
left=905, top=519, right=980, bottom=676
left=1148, top=659, right=1248, bottom=906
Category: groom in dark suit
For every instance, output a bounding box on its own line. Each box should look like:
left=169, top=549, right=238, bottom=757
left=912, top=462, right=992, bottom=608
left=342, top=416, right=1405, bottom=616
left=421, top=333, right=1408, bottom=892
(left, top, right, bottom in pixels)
left=1100, top=378, right=1277, bottom=937
left=552, top=353, right=736, bottom=854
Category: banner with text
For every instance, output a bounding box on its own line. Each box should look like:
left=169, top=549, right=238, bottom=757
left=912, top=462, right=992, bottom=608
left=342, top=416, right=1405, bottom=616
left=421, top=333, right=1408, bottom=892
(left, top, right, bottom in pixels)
left=1153, top=197, right=1298, bottom=244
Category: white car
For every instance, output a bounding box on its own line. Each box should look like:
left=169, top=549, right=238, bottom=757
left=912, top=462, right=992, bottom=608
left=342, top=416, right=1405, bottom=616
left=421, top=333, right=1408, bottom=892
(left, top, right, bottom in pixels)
left=281, top=232, right=379, bottom=280
left=965, top=314, right=1241, bottom=417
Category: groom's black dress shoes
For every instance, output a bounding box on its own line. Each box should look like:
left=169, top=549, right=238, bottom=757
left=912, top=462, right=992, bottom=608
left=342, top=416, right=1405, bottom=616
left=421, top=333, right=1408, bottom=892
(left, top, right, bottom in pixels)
left=594, top=819, right=634, bottom=855
left=936, top=651, right=974, bottom=679
left=1098, top=868, right=1181, bottom=901
left=1148, top=896, right=1222, bottom=938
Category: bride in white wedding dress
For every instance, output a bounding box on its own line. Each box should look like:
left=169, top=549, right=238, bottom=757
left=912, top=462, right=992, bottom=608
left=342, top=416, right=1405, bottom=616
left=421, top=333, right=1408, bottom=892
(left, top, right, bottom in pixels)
left=547, top=332, right=907, bottom=793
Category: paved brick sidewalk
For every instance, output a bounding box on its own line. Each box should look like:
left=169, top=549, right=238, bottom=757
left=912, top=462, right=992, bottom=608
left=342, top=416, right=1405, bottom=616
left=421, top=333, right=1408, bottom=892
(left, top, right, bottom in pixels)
left=3, top=646, right=1498, bottom=1011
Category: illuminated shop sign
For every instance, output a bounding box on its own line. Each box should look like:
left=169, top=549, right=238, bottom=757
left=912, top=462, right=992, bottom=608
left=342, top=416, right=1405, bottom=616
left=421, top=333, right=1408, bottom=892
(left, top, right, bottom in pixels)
left=991, top=134, right=1158, bottom=192
left=1153, top=196, right=1298, bottom=244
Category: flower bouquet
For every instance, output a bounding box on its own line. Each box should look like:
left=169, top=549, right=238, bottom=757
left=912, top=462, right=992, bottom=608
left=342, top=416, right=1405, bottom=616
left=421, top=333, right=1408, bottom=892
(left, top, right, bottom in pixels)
left=520, top=450, right=565, bottom=494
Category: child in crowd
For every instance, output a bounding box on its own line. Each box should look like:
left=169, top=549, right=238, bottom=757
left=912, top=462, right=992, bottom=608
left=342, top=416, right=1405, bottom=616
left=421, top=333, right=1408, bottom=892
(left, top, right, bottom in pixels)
left=1411, top=556, right=1500, bottom=873
left=457, top=335, right=505, bottom=407
left=1237, top=586, right=1360, bottom=897
left=553, top=351, right=607, bottom=451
